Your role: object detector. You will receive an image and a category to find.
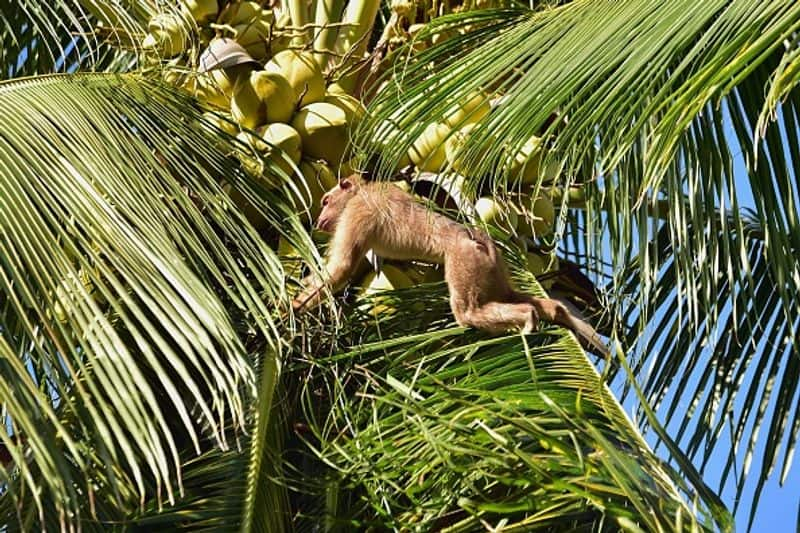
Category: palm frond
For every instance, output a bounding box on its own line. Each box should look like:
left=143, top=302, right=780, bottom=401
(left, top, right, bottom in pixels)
left=289, top=258, right=731, bottom=531
left=0, top=73, right=307, bottom=529
left=0, top=1, right=143, bottom=78
left=356, top=1, right=800, bottom=522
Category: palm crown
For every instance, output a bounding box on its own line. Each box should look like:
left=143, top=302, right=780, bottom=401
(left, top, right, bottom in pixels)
left=1, top=0, right=798, bottom=531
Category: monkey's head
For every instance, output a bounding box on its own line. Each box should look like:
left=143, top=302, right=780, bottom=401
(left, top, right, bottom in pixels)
left=316, top=175, right=361, bottom=232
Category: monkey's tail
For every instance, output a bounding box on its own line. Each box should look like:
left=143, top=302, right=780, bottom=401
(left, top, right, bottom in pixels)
left=514, top=292, right=610, bottom=357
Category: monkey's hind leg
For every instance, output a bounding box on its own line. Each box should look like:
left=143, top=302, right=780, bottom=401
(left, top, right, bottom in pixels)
left=454, top=302, right=540, bottom=334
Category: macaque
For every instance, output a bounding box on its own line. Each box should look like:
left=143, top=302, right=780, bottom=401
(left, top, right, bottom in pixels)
left=292, top=174, right=608, bottom=355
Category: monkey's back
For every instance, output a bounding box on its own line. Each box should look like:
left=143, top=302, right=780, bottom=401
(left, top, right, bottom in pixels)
left=357, top=183, right=465, bottom=264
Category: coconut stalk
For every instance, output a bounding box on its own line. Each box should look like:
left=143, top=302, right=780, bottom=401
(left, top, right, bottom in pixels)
left=312, top=0, right=345, bottom=70
left=288, top=0, right=313, bottom=46
left=333, top=0, right=382, bottom=94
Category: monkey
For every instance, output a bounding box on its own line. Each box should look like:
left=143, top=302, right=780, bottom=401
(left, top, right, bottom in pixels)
left=292, top=174, right=608, bottom=356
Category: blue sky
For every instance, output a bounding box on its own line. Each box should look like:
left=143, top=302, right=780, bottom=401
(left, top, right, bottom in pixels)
left=608, top=118, right=798, bottom=532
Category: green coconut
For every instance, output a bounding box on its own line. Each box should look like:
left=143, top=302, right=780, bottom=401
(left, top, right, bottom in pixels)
left=531, top=195, right=555, bottom=236
left=408, top=122, right=450, bottom=172
left=475, top=196, right=518, bottom=234
left=180, top=0, right=219, bottom=24
left=265, top=50, right=325, bottom=108
left=260, top=122, right=303, bottom=174
left=291, top=102, right=349, bottom=164
left=219, top=1, right=261, bottom=25
left=298, top=160, right=338, bottom=220
left=323, top=93, right=366, bottom=126
left=143, top=14, right=187, bottom=57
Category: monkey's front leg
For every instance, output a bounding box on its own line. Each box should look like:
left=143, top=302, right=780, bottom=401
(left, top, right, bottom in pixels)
left=292, top=233, right=367, bottom=312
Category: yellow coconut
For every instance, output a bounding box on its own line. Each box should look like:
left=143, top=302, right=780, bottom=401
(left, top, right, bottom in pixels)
left=444, top=122, right=491, bottom=174
left=291, top=102, right=349, bottom=164
left=278, top=236, right=304, bottom=279
left=326, top=82, right=349, bottom=95
left=408, top=122, right=450, bottom=172
left=264, top=50, right=325, bottom=107
left=201, top=111, right=239, bottom=136
left=298, top=160, right=338, bottom=220
left=231, top=69, right=294, bottom=129
left=260, top=122, right=303, bottom=174
left=234, top=18, right=273, bottom=59
left=531, top=195, right=555, bottom=236
left=324, top=93, right=366, bottom=126
left=189, top=63, right=253, bottom=109
left=358, top=264, right=414, bottom=315
left=506, top=135, right=543, bottom=185
left=180, top=0, right=219, bottom=24
left=143, top=14, right=187, bottom=57
left=219, top=0, right=261, bottom=25
left=442, top=91, right=491, bottom=128
left=231, top=74, right=266, bottom=129
left=408, top=23, right=428, bottom=53
left=374, top=120, right=412, bottom=170
left=210, top=61, right=252, bottom=97
left=254, top=71, right=295, bottom=123
left=475, top=196, right=518, bottom=234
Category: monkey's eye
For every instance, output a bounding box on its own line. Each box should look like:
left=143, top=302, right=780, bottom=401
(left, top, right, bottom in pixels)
left=322, top=196, right=330, bottom=206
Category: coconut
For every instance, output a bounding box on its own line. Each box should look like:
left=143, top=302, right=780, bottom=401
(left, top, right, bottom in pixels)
left=475, top=197, right=518, bottom=234
left=408, top=122, right=450, bottom=172
left=231, top=74, right=266, bottom=129
left=531, top=195, right=555, bottom=236
left=526, top=252, right=547, bottom=276
left=373, top=120, right=412, bottom=170
left=506, top=135, right=543, bottom=185
left=234, top=18, right=273, bottom=59
left=392, top=180, right=411, bottom=193
left=260, top=122, right=303, bottom=174
left=442, top=92, right=491, bottom=128
left=142, top=14, right=187, bottom=57
left=254, top=71, right=295, bottom=123
left=324, top=93, right=366, bottom=126
left=201, top=111, right=239, bottom=136
left=278, top=236, right=304, bottom=278
left=219, top=0, right=261, bottom=25
left=291, top=102, right=349, bottom=164
left=326, top=82, right=349, bottom=95
left=444, top=123, right=489, bottom=174
left=188, top=63, right=253, bottom=108
left=265, top=50, right=325, bottom=108
left=223, top=180, right=270, bottom=230
left=358, top=264, right=414, bottom=315
left=180, top=0, right=219, bottom=24
left=298, top=160, right=338, bottom=220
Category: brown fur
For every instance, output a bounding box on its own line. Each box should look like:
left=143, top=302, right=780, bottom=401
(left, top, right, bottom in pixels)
left=293, top=175, right=608, bottom=355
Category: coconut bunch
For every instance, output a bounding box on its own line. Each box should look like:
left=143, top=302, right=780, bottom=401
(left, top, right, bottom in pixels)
left=129, top=0, right=373, bottom=229
left=126, top=0, right=562, bottom=302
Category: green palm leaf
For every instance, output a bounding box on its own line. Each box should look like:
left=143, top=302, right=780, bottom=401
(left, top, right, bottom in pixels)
left=357, top=1, right=800, bottom=521
left=0, top=73, right=308, bottom=529
left=289, top=259, right=731, bottom=531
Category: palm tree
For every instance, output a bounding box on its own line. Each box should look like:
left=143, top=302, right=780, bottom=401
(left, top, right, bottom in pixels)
left=1, top=0, right=797, bottom=531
